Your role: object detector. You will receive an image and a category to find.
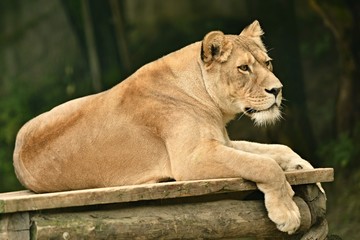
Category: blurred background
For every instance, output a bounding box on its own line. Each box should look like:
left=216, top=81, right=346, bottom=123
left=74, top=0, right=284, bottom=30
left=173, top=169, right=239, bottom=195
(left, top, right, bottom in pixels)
left=0, top=0, right=359, bottom=238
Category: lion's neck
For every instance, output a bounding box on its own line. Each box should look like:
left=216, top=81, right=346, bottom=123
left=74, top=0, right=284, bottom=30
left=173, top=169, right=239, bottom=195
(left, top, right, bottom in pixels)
left=163, top=43, right=227, bottom=124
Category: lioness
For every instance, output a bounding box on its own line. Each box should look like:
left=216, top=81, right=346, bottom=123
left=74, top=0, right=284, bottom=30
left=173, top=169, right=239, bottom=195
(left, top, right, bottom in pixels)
left=14, top=21, right=315, bottom=234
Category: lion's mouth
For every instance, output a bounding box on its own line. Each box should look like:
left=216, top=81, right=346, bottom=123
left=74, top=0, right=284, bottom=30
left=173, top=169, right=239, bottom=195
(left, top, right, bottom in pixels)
left=244, top=104, right=282, bottom=125
left=244, top=104, right=277, bottom=115
left=244, top=107, right=258, bottom=114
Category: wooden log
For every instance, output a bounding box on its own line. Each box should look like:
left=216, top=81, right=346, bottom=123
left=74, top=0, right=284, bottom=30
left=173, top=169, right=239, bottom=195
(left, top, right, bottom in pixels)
left=0, top=168, right=334, bottom=214
left=0, top=212, right=30, bottom=240
left=293, top=184, right=328, bottom=239
left=300, top=219, right=329, bottom=240
left=30, top=197, right=311, bottom=240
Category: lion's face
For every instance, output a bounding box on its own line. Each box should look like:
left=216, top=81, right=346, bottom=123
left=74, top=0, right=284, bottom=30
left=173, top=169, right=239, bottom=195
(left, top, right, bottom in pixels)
left=200, top=21, right=283, bottom=125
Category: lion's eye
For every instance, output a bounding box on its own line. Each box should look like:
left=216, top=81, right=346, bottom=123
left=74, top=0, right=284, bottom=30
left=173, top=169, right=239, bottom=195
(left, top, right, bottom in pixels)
left=238, top=65, right=250, bottom=72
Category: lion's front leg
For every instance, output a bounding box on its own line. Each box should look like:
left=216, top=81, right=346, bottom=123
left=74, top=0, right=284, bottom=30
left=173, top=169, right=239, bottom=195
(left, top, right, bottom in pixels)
left=258, top=179, right=301, bottom=234
left=231, top=140, right=314, bottom=171
left=232, top=140, right=325, bottom=190
left=168, top=139, right=301, bottom=234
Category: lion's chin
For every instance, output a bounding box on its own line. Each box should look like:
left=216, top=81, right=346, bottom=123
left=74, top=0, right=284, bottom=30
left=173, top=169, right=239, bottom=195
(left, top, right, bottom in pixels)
left=249, top=105, right=282, bottom=126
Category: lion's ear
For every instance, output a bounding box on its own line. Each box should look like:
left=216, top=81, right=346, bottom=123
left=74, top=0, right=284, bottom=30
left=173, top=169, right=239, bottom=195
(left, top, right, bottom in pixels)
left=240, top=20, right=266, bottom=50
left=201, top=31, right=232, bottom=64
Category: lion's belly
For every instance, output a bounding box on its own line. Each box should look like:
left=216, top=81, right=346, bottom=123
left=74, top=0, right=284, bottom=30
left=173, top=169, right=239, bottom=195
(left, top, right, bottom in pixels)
left=14, top=94, right=172, bottom=193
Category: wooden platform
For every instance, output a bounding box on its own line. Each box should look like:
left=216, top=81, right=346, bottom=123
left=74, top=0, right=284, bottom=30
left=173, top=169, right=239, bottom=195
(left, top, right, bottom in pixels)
left=0, top=168, right=334, bottom=239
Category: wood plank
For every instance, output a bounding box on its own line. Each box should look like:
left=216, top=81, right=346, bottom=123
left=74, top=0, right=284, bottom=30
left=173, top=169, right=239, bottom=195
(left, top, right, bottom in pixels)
left=31, top=197, right=311, bottom=239
left=285, top=168, right=334, bottom=185
left=0, top=168, right=333, bottom=214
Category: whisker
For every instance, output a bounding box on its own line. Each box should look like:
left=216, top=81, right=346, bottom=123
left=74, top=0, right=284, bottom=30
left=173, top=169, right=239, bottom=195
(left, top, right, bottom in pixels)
left=237, top=112, right=246, bottom=121
left=237, top=107, right=254, bottom=121
left=279, top=106, right=286, bottom=120
left=280, top=103, right=287, bottom=109
left=279, top=112, right=285, bottom=121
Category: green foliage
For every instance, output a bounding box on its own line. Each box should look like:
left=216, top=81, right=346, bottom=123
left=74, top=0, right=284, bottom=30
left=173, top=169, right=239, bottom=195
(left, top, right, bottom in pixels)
left=0, top=150, right=22, bottom=192
left=318, top=131, right=359, bottom=169
left=326, top=168, right=360, bottom=238
left=0, top=79, right=31, bottom=192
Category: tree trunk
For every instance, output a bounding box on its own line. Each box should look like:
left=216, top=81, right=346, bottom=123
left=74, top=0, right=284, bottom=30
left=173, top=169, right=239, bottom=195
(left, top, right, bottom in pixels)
left=81, top=0, right=102, bottom=92
left=309, top=0, right=358, bottom=137
left=109, top=0, right=132, bottom=75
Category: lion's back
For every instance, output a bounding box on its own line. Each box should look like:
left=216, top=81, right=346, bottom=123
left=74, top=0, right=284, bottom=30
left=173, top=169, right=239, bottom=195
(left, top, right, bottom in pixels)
left=12, top=42, right=201, bottom=192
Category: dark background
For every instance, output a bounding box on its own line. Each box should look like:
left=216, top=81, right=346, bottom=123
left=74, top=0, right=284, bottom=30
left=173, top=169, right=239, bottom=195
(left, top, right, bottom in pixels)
left=0, top=0, right=359, bottom=238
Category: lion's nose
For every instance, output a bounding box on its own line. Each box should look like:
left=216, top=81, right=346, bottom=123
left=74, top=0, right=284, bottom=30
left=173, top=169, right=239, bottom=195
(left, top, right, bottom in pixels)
left=265, top=87, right=282, bottom=98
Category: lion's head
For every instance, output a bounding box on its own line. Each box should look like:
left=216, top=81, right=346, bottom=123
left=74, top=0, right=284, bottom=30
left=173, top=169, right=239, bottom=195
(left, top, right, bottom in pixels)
left=200, top=20, right=283, bottom=125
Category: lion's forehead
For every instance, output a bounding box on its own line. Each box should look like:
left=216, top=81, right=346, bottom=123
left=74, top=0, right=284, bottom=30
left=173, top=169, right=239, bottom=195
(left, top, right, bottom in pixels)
left=238, top=44, right=269, bottom=62
left=227, top=35, right=269, bottom=63
left=238, top=50, right=267, bottom=64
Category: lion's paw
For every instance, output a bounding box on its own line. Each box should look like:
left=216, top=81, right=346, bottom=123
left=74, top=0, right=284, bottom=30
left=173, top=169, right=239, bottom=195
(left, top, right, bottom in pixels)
left=285, top=158, right=314, bottom=172
left=269, top=199, right=300, bottom=234
left=265, top=183, right=301, bottom=234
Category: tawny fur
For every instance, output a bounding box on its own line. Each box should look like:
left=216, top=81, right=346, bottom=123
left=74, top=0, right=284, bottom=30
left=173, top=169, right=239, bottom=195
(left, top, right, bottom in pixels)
left=13, top=20, right=316, bottom=234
